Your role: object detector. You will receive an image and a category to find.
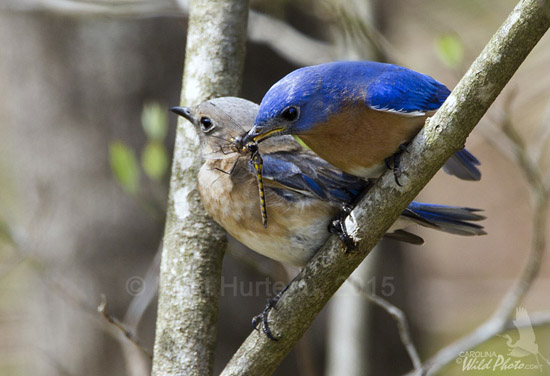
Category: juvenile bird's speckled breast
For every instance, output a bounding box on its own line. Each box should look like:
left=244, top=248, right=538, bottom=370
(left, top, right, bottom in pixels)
left=198, top=158, right=339, bottom=266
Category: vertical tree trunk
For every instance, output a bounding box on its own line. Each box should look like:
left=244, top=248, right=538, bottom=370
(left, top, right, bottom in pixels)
left=152, top=1, right=249, bottom=375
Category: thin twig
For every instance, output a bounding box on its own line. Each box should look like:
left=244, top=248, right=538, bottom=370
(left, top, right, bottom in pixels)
left=120, top=245, right=161, bottom=376
left=123, top=243, right=161, bottom=329
left=0, top=0, right=335, bottom=66
left=247, top=10, right=334, bottom=65
left=98, top=295, right=153, bottom=359
left=3, top=221, right=156, bottom=364
left=325, top=2, right=400, bottom=63
left=531, top=100, right=550, bottom=164
left=348, top=277, right=422, bottom=372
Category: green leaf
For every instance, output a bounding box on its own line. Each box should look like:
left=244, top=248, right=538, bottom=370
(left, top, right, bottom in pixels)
left=109, top=141, right=140, bottom=195
left=142, top=141, right=169, bottom=181
left=435, top=33, right=464, bottom=69
left=141, top=102, right=168, bottom=141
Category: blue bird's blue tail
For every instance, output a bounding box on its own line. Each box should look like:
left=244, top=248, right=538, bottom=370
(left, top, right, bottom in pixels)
left=443, top=148, right=481, bottom=181
left=403, top=201, right=486, bottom=236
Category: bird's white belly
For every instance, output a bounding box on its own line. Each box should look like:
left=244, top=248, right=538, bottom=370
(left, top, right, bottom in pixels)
left=346, top=162, right=386, bottom=178
left=198, top=164, right=337, bottom=267
left=234, top=213, right=333, bottom=267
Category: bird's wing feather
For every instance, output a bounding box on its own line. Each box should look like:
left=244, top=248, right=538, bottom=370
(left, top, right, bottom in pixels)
left=404, top=202, right=486, bottom=236
left=364, top=64, right=450, bottom=114
left=250, top=151, right=368, bottom=205
left=383, top=229, right=424, bottom=245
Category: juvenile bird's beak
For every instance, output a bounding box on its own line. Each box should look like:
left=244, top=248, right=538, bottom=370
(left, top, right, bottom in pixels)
left=170, top=106, right=194, bottom=123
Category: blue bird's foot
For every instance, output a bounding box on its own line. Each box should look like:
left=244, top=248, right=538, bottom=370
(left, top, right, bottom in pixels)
left=251, top=300, right=279, bottom=341
left=328, top=212, right=357, bottom=252
left=385, top=143, right=409, bottom=186
left=252, top=283, right=290, bottom=341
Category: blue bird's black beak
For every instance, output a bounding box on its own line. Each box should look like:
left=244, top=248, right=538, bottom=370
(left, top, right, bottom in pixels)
left=244, top=125, right=286, bottom=144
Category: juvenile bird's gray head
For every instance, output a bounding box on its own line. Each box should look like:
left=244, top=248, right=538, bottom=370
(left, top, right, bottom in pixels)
left=170, top=97, right=259, bottom=158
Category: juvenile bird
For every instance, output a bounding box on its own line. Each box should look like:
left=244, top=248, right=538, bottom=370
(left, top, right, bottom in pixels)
left=244, top=61, right=481, bottom=182
left=171, top=97, right=485, bottom=267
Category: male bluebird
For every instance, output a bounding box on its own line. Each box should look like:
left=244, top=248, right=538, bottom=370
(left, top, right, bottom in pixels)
left=243, top=61, right=481, bottom=182
left=171, top=96, right=485, bottom=267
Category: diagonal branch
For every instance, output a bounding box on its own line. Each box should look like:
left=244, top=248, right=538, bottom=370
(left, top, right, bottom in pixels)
left=220, top=1, right=550, bottom=374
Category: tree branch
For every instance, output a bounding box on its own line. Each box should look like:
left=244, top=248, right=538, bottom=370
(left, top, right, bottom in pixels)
left=347, top=277, right=421, bottom=372
left=98, top=295, right=153, bottom=359
left=2, top=0, right=335, bottom=65
left=151, top=0, right=248, bottom=375
left=220, top=1, right=550, bottom=374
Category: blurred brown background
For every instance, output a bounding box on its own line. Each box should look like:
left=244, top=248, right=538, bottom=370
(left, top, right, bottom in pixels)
left=0, top=0, right=549, bottom=375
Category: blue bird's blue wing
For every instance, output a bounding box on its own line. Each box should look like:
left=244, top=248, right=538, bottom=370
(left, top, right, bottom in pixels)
left=403, top=202, right=486, bottom=236
left=249, top=151, right=368, bottom=205
left=356, top=63, right=481, bottom=180
left=443, top=148, right=482, bottom=181
left=245, top=148, right=485, bottom=242
left=361, top=62, right=450, bottom=114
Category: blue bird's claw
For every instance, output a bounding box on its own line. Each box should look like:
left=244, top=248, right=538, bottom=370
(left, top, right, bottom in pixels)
left=384, top=156, right=392, bottom=170
left=328, top=213, right=357, bottom=252
left=252, top=299, right=279, bottom=341
left=388, top=143, right=410, bottom=186
left=252, top=283, right=291, bottom=341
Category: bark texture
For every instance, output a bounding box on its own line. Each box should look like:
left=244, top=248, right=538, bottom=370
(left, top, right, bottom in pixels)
left=152, top=1, right=249, bottom=375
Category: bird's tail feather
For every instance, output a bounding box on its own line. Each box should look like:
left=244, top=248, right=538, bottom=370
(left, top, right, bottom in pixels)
left=443, top=148, right=482, bottom=181
left=404, top=201, right=486, bottom=236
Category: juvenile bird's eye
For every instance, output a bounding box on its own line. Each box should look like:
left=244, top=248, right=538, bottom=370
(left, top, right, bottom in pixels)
left=280, top=106, right=299, bottom=121
left=200, top=117, right=215, bottom=133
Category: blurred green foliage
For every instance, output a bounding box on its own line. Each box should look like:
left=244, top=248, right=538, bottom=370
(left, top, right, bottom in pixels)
left=141, top=102, right=168, bottom=141
left=142, top=141, right=169, bottom=181
left=435, top=33, right=465, bottom=70
left=109, top=101, right=170, bottom=194
left=109, top=141, right=140, bottom=195
left=141, top=102, right=169, bottom=181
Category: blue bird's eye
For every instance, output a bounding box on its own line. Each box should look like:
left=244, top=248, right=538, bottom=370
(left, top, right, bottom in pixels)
left=280, top=106, right=299, bottom=122
left=200, top=117, right=215, bottom=133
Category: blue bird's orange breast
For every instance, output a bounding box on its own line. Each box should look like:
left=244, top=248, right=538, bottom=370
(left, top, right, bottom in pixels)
left=297, top=104, right=429, bottom=177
